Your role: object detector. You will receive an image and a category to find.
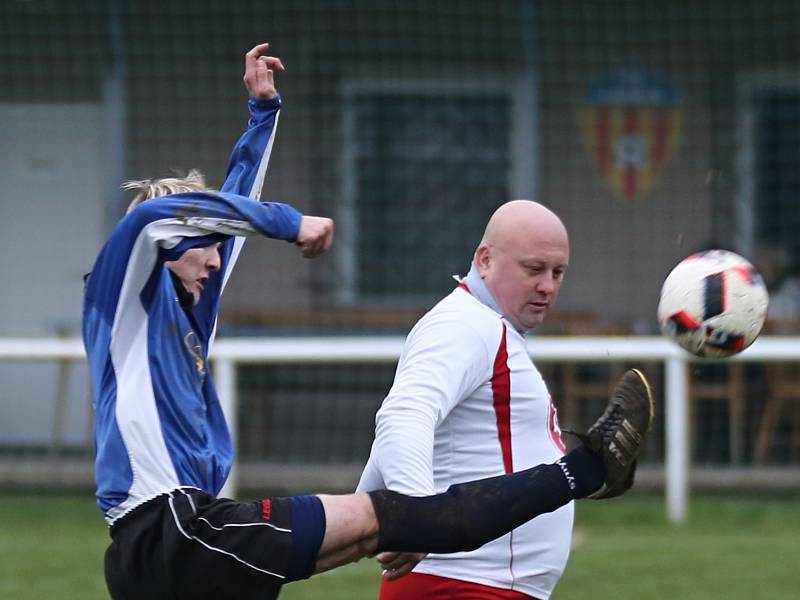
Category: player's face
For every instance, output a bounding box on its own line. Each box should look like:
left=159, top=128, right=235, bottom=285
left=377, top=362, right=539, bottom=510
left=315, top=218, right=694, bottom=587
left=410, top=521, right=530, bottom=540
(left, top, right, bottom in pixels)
left=166, top=243, right=222, bottom=305
left=479, top=237, right=569, bottom=332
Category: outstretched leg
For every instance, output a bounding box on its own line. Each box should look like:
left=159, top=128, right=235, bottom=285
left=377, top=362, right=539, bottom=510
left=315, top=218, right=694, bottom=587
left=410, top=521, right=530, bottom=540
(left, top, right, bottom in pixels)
left=307, top=369, right=654, bottom=571
left=308, top=444, right=602, bottom=573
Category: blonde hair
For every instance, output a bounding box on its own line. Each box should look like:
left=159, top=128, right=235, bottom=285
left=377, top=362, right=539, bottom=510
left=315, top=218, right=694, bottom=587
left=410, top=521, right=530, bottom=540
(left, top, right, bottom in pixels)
left=122, top=169, right=210, bottom=213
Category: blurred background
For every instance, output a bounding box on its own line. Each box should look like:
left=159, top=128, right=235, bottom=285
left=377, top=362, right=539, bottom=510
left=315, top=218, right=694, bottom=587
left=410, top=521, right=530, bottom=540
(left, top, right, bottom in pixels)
left=1, top=0, right=800, bottom=498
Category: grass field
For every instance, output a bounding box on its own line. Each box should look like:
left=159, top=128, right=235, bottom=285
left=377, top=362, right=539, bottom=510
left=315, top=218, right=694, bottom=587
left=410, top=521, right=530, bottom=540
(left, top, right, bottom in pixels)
left=1, top=492, right=797, bottom=599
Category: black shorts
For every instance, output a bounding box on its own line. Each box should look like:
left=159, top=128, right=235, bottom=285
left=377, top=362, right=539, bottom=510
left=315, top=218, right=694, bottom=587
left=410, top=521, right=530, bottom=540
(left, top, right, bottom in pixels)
left=104, top=488, right=325, bottom=600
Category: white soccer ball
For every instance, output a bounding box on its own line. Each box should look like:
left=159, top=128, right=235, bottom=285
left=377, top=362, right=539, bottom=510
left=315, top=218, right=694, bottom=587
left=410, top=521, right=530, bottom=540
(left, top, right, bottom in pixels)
left=657, top=250, right=769, bottom=358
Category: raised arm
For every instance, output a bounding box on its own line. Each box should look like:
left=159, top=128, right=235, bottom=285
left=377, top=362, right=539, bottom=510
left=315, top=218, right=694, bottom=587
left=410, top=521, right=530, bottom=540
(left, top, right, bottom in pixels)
left=221, top=42, right=286, bottom=198
left=213, top=43, right=285, bottom=308
left=202, top=43, right=288, bottom=340
left=83, top=192, right=302, bottom=331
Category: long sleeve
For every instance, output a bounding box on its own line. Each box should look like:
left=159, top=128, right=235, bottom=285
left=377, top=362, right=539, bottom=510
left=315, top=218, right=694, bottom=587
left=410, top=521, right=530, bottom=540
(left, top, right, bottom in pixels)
left=83, top=192, right=300, bottom=335
left=205, top=96, right=284, bottom=343
left=220, top=96, right=282, bottom=198
left=362, top=316, right=494, bottom=496
left=357, top=290, right=574, bottom=596
left=82, top=191, right=302, bottom=490
left=83, top=98, right=295, bottom=521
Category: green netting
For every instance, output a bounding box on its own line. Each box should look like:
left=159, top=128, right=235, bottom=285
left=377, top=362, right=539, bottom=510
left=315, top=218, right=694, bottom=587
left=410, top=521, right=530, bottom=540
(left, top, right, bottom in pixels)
left=2, top=0, right=800, bottom=474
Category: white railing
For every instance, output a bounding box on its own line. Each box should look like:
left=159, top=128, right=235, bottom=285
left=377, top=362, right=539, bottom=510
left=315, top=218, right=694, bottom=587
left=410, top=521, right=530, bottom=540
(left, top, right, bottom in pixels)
left=2, top=335, right=799, bottom=523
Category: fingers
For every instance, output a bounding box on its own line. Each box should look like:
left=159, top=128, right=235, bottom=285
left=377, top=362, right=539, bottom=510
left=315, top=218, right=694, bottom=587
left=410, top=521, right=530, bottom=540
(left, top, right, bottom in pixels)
left=377, top=552, right=406, bottom=570
left=255, top=57, right=281, bottom=93
left=246, top=43, right=285, bottom=71
left=376, top=551, right=398, bottom=564
left=297, top=233, right=325, bottom=259
left=245, top=42, right=271, bottom=70
left=246, top=42, right=271, bottom=59
left=243, top=43, right=285, bottom=99
left=382, top=565, right=415, bottom=581
left=297, top=229, right=333, bottom=258
left=377, top=552, right=425, bottom=581
left=258, top=55, right=285, bottom=72
left=296, top=216, right=334, bottom=259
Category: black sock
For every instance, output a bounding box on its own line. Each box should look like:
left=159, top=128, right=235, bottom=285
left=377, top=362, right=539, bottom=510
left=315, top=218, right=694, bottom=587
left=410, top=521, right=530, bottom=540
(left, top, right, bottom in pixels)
left=369, top=447, right=605, bottom=554
left=558, top=445, right=606, bottom=498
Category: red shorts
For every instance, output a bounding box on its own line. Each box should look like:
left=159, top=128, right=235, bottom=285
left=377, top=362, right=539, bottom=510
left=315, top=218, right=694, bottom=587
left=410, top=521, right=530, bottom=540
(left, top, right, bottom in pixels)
left=380, top=572, right=538, bottom=599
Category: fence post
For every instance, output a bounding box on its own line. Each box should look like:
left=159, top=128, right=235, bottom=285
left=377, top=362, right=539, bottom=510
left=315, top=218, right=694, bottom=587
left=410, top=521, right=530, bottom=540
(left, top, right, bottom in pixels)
left=215, top=357, right=238, bottom=499
left=665, top=354, right=689, bottom=522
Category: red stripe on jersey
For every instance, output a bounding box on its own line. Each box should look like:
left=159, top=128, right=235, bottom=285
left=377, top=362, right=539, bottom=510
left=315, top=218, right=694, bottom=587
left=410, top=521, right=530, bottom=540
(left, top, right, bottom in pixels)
left=458, top=281, right=471, bottom=293
left=492, top=323, right=513, bottom=473
left=261, top=498, right=272, bottom=521
left=549, top=399, right=567, bottom=453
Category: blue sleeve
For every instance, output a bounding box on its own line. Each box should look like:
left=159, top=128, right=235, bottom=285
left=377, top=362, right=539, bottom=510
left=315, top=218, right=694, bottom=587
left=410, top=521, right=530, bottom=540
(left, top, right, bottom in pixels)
left=185, top=190, right=303, bottom=342
left=127, top=191, right=300, bottom=256
left=198, top=96, right=284, bottom=342
left=220, top=96, right=282, bottom=197
left=83, top=192, right=302, bottom=331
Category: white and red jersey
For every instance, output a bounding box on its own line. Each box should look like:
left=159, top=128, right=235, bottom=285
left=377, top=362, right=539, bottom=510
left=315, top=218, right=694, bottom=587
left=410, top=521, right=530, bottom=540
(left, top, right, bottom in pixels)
left=357, top=283, right=572, bottom=600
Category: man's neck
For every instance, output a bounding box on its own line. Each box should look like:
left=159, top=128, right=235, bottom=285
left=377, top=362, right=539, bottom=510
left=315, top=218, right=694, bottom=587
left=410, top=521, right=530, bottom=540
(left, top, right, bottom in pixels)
left=461, top=263, right=504, bottom=317
left=460, top=263, right=529, bottom=335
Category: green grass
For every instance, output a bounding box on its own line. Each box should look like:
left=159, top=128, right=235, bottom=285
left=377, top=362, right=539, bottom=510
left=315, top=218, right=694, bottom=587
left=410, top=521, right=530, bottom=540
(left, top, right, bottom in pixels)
left=1, top=492, right=798, bottom=599
left=554, top=494, right=800, bottom=600
left=0, top=494, right=108, bottom=599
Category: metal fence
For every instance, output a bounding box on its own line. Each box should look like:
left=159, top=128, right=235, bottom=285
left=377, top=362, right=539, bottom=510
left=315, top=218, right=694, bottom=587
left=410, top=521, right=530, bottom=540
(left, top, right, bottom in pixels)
left=2, top=335, right=800, bottom=523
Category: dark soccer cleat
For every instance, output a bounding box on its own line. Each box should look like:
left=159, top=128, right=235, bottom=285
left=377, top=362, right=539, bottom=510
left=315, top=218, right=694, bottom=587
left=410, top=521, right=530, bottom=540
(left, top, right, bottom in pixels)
left=566, top=369, right=655, bottom=499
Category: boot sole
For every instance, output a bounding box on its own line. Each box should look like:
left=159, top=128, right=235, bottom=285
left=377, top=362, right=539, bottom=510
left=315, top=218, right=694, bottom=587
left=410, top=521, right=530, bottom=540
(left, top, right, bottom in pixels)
left=629, top=368, right=656, bottom=436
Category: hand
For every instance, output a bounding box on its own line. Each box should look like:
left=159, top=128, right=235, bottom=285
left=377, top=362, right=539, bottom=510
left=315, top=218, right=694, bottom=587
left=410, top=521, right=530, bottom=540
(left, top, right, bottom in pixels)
left=377, top=551, right=427, bottom=581
left=296, top=216, right=334, bottom=258
left=243, top=42, right=286, bottom=100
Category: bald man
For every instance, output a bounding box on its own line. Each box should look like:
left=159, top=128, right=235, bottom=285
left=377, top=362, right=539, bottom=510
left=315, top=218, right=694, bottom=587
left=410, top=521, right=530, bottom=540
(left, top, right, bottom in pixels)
left=357, top=201, right=653, bottom=599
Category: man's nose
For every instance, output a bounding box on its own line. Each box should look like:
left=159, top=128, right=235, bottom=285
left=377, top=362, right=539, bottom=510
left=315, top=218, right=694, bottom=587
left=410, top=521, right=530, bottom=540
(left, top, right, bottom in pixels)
left=207, top=250, right=222, bottom=271
left=535, top=274, right=556, bottom=294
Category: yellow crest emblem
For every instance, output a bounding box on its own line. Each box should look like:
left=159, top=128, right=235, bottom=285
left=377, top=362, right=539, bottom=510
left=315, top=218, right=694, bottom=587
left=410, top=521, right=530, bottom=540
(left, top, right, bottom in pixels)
left=579, top=67, right=682, bottom=201
left=183, top=331, right=206, bottom=377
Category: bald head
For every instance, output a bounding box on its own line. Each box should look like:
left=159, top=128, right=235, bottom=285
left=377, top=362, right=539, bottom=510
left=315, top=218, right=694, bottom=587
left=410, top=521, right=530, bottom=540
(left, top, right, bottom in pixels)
left=479, top=200, right=569, bottom=255
left=474, top=200, right=569, bottom=331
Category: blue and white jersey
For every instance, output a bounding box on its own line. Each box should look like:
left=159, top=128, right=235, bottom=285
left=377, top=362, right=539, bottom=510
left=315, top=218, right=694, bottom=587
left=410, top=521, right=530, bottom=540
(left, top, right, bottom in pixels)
left=83, top=97, right=299, bottom=524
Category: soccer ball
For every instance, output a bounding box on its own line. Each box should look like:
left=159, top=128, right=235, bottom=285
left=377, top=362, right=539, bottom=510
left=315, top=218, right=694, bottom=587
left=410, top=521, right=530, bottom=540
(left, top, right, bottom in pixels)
left=657, top=250, right=769, bottom=358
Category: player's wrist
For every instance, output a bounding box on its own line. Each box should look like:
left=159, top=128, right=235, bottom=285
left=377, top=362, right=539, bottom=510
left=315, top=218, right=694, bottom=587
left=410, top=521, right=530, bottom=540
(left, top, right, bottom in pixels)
left=249, top=95, right=281, bottom=108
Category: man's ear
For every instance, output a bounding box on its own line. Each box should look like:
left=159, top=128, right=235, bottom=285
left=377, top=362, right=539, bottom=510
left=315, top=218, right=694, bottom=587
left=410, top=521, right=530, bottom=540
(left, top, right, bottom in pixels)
left=475, top=244, right=491, bottom=276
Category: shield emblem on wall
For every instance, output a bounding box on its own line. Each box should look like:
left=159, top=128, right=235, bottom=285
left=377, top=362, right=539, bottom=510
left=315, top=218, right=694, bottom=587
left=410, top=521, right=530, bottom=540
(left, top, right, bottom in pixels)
left=579, top=67, right=682, bottom=201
